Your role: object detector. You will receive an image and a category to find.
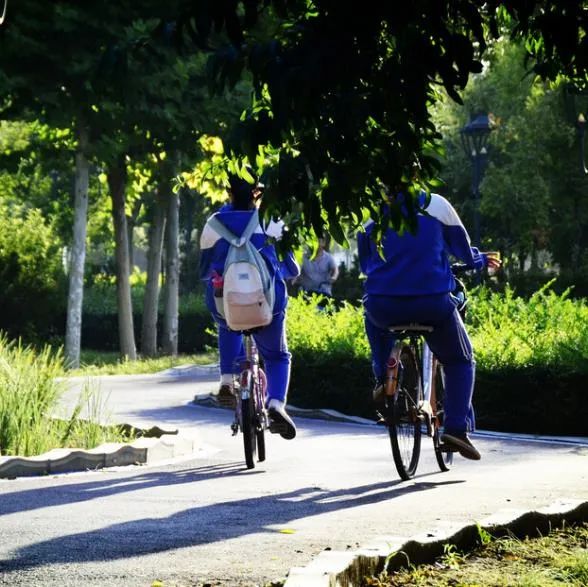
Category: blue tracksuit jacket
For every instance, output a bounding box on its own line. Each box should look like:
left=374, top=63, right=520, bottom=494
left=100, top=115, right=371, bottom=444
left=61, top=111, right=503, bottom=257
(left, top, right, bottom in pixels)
left=358, top=193, right=486, bottom=295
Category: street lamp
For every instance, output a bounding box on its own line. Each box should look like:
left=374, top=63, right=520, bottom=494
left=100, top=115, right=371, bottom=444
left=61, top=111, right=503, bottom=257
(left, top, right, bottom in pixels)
left=460, top=113, right=494, bottom=249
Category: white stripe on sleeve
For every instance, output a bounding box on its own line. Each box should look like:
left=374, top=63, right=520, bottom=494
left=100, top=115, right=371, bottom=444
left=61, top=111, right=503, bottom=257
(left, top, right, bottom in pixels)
left=426, top=193, right=467, bottom=231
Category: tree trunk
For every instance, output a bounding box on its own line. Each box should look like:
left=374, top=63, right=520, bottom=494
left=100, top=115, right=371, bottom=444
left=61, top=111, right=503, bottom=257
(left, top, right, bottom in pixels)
left=530, top=241, right=539, bottom=271
left=162, top=183, right=180, bottom=356
left=107, top=157, right=137, bottom=360
left=141, top=191, right=167, bottom=357
left=64, top=125, right=90, bottom=369
left=180, top=188, right=195, bottom=295
left=127, top=198, right=142, bottom=273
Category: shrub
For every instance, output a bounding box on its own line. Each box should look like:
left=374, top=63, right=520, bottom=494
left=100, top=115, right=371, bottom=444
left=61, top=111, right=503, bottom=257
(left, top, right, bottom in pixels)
left=285, top=287, right=588, bottom=435
left=80, top=286, right=214, bottom=352
left=469, top=282, right=588, bottom=372
left=286, top=294, right=373, bottom=417
left=0, top=202, right=65, bottom=341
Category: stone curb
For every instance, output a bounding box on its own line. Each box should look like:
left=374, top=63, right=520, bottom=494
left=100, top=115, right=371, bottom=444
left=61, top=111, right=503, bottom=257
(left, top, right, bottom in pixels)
left=284, top=499, right=588, bottom=587
left=0, top=427, right=199, bottom=479
left=193, top=395, right=588, bottom=442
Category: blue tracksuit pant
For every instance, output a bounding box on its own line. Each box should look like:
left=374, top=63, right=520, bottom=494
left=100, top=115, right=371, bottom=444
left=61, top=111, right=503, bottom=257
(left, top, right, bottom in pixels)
left=215, top=310, right=291, bottom=403
left=363, top=293, right=475, bottom=434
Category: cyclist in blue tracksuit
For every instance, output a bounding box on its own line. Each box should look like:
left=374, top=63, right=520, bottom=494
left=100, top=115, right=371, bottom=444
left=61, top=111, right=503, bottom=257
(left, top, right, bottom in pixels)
left=358, top=191, right=501, bottom=460
left=200, top=174, right=299, bottom=439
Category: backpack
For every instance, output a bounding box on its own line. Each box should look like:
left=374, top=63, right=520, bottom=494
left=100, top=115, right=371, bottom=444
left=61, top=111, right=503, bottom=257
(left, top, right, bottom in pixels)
left=208, top=209, right=275, bottom=331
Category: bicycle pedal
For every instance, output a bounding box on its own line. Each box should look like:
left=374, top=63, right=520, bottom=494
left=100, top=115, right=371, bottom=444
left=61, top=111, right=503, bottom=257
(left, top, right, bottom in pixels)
left=374, top=411, right=388, bottom=426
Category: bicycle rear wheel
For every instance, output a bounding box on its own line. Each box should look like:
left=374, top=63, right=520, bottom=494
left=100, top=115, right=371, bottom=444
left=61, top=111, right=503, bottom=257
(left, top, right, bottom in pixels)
left=388, top=345, right=422, bottom=480
left=432, top=361, right=453, bottom=472
left=241, top=375, right=257, bottom=469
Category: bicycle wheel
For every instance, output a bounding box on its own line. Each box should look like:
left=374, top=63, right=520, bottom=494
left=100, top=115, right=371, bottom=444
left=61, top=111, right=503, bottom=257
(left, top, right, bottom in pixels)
left=388, top=344, right=422, bottom=480
left=255, top=368, right=267, bottom=463
left=432, top=361, right=453, bottom=472
left=241, top=374, right=257, bottom=469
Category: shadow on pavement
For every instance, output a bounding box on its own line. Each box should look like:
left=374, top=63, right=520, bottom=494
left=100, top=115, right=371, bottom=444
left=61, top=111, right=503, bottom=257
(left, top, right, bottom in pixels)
left=130, top=403, right=383, bottom=440
left=0, top=462, right=246, bottom=517
left=0, top=472, right=463, bottom=570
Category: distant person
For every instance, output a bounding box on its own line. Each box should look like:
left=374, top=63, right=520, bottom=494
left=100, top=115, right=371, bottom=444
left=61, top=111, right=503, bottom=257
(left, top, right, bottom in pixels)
left=297, top=235, right=339, bottom=305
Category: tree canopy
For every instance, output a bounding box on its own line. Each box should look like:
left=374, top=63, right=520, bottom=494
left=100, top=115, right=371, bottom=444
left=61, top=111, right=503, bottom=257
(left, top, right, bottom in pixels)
left=1, top=1, right=587, bottom=245
left=198, top=1, right=588, bottom=242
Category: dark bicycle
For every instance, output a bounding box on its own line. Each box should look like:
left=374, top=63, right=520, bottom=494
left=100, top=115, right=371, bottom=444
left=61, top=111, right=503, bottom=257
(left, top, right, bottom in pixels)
left=380, top=268, right=469, bottom=480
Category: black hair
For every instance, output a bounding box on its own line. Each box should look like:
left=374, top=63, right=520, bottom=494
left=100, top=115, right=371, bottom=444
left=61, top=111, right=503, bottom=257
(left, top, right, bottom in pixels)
left=228, top=172, right=259, bottom=210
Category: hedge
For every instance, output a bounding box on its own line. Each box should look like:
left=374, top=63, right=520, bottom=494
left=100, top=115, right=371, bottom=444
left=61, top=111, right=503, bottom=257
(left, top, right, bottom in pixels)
left=40, top=282, right=588, bottom=436
left=288, top=355, right=588, bottom=436
left=285, top=289, right=588, bottom=437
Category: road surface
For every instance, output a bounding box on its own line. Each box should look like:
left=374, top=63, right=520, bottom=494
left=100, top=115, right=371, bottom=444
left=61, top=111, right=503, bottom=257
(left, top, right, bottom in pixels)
left=0, top=369, right=586, bottom=586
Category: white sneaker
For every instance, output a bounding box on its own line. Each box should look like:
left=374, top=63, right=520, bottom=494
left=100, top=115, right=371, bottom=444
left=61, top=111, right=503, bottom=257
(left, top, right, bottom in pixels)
left=267, top=399, right=296, bottom=440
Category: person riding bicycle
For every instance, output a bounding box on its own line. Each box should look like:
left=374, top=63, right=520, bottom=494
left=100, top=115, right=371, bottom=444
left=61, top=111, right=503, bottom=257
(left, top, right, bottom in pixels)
left=200, top=172, right=300, bottom=440
left=358, top=190, right=501, bottom=460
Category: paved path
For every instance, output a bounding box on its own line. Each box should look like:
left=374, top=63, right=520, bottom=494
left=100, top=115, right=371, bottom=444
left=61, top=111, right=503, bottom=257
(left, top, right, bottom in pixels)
left=0, top=369, right=587, bottom=586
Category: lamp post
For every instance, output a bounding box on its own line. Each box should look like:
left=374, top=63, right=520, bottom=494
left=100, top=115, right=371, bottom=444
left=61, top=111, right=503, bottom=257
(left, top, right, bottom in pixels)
left=577, top=112, right=586, bottom=175
left=460, top=113, right=494, bottom=249
left=563, top=84, right=588, bottom=176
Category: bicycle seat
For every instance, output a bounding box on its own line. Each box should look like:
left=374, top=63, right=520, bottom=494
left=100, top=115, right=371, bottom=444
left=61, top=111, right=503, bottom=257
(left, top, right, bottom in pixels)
left=387, top=323, right=434, bottom=333
left=240, top=327, right=264, bottom=335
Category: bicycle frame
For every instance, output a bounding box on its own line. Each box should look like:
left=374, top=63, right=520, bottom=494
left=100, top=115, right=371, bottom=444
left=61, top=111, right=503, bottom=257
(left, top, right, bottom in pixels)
left=231, top=334, right=263, bottom=431
left=385, top=332, right=436, bottom=432
left=230, top=332, right=268, bottom=469
left=383, top=325, right=452, bottom=480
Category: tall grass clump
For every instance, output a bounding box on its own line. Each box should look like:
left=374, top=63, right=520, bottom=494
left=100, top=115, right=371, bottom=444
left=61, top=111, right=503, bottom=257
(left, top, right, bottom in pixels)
left=0, top=334, right=131, bottom=456
left=0, top=335, right=65, bottom=456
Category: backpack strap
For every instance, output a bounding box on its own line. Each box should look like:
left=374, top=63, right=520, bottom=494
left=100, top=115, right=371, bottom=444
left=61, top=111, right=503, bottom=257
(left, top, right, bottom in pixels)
left=208, top=209, right=260, bottom=247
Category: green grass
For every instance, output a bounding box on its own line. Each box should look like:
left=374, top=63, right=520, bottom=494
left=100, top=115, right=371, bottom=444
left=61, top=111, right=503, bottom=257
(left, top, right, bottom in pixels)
left=0, top=335, right=131, bottom=456
left=69, top=350, right=219, bottom=376
left=365, top=522, right=588, bottom=586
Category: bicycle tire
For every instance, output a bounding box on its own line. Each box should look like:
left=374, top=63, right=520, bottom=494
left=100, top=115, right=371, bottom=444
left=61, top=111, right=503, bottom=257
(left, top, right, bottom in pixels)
left=241, top=376, right=257, bottom=469
left=432, top=361, right=453, bottom=472
left=388, top=344, right=422, bottom=480
left=256, top=369, right=267, bottom=462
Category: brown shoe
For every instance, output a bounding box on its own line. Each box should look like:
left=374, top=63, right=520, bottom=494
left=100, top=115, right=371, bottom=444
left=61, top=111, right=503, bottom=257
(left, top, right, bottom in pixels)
left=440, top=432, right=481, bottom=460
left=216, top=383, right=236, bottom=409
left=372, top=381, right=385, bottom=404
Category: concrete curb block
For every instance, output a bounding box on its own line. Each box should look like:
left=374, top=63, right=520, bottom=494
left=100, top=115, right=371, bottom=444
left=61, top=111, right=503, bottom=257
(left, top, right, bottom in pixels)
left=284, top=499, right=588, bottom=587
left=0, top=430, right=199, bottom=479
left=193, top=397, right=588, bottom=440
